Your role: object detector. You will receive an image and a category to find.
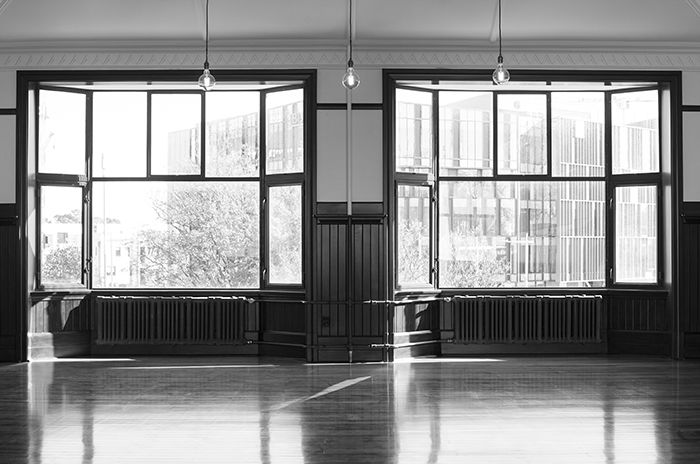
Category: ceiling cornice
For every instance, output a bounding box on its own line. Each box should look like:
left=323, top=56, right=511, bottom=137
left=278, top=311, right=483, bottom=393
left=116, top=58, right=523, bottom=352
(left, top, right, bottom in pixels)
left=1, top=39, right=699, bottom=70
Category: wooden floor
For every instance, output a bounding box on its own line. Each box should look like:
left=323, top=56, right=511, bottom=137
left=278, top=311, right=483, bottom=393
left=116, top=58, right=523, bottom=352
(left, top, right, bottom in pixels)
left=1, top=355, right=700, bottom=463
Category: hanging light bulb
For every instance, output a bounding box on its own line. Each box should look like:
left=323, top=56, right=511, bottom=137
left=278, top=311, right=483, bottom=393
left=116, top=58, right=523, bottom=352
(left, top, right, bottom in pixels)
left=341, top=0, right=360, bottom=90
left=492, top=0, right=510, bottom=85
left=198, top=63, right=216, bottom=90
left=198, top=0, right=216, bottom=91
left=492, top=56, right=510, bottom=85
left=342, top=59, right=360, bottom=90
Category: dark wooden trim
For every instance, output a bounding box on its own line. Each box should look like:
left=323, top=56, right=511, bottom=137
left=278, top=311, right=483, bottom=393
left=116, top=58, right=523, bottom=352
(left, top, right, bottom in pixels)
left=0, top=204, right=17, bottom=221
left=0, top=108, right=15, bottom=115
left=316, top=201, right=384, bottom=217
left=682, top=105, right=700, bottom=112
left=682, top=202, right=700, bottom=223
left=316, top=103, right=383, bottom=111
left=442, top=342, right=607, bottom=355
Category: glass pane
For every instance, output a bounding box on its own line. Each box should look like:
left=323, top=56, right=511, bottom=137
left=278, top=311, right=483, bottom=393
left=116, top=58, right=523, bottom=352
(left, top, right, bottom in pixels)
left=93, top=92, right=147, bottom=177
left=439, top=92, right=493, bottom=176
left=151, top=94, right=202, bottom=175
left=266, top=89, right=304, bottom=174
left=615, top=185, right=657, bottom=283
left=396, top=89, right=433, bottom=174
left=397, top=184, right=431, bottom=287
left=205, top=92, right=259, bottom=177
left=439, top=181, right=605, bottom=288
left=41, top=186, right=83, bottom=286
left=612, top=90, right=659, bottom=174
left=92, top=181, right=259, bottom=288
left=552, top=93, right=605, bottom=177
left=268, top=185, right=302, bottom=284
left=38, top=90, right=86, bottom=175
left=497, top=94, right=547, bottom=175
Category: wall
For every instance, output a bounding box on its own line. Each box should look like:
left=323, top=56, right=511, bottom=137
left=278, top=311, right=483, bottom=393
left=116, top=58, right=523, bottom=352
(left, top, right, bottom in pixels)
left=1, top=45, right=700, bottom=360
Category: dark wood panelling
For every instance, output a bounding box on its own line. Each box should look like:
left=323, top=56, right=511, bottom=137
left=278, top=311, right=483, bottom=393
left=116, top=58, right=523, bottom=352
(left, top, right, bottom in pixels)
left=316, top=202, right=385, bottom=217
left=313, top=216, right=387, bottom=362
left=685, top=333, right=700, bottom=358
left=393, top=302, right=439, bottom=334
left=0, top=204, right=17, bottom=220
left=314, top=221, right=348, bottom=337
left=607, top=292, right=670, bottom=355
left=681, top=221, right=700, bottom=333
left=29, top=294, right=90, bottom=334
left=28, top=293, right=90, bottom=359
left=260, top=301, right=307, bottom=358
left=607, top=293, right=669, bottom=332
left=352, top=221, right=385, bottom=338
left=0, top=222, right=19, bottom=361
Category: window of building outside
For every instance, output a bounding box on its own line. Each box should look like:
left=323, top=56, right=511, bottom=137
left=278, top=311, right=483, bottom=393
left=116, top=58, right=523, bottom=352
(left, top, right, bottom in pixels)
left=36, top=81, right=306, bottom=290
left=393, top=79, right=661, bottom=289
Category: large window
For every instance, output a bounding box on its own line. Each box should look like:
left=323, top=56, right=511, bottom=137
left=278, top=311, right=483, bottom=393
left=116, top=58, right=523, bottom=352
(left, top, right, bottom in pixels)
left=36, top=78, right=308, bottom=290
left=392, top=78, right=662, bottom=289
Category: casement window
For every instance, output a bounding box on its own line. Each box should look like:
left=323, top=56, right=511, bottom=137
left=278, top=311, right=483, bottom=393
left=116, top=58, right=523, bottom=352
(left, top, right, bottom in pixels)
left=390, top=77, right=663, bottom=290
left=34, top=77, right=309, bottom=290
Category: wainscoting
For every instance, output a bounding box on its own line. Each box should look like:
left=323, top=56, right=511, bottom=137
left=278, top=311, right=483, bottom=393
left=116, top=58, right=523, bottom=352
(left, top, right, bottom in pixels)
left=681, top=204, right=700, bottom=358
left=28, top=293, right=91, bottom=359
left=311, top=205, right=387, bottom=362
left=0, top=204, right=19, bottom=362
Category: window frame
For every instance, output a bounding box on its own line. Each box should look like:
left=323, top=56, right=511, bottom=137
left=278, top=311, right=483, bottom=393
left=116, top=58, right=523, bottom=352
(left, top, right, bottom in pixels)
left=30, top=71, right=314, bottom=292
left=386, top=71, right=668, bottom=293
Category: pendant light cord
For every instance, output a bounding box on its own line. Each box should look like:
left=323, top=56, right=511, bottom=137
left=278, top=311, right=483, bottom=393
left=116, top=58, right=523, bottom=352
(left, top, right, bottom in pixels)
left=348, top=0, right=354, bottom=66
left=497, top=0, right=503, bottom=59
left=205, top=0, right=210, bottom=67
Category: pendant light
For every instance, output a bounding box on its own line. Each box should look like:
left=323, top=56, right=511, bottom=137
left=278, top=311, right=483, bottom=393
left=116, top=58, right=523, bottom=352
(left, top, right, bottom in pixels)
left=341, top=0, right=360, bottom=90
left=492, top=0, right=510, bottom=85
left=197, top=0, right=216, bottom=90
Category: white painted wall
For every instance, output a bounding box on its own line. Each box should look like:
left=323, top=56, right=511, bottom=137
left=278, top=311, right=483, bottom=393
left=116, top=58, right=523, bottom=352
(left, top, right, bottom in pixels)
left=0, top=115, right=14, bottom=203
left=317, top=109, right=346, bottom=202
left=0, top=70, right=15, bottom=204
left=683, top=72, right=700, bottom=105
left=317, top=68, right=383, bottom=104
left=351, top=109, right=382, bottom=202
left=683, top=112, right=700, bottom=202
left=316, top=108, right=383, bottom=202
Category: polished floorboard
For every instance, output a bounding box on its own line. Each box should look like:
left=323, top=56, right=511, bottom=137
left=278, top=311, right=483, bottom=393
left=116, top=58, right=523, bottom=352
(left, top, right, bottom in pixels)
left=1, top=355, right=700, bottom=463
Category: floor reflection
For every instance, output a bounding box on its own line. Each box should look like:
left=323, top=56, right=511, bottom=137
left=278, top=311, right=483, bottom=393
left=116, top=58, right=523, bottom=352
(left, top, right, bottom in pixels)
left=1, top=356, right=699, bottom=463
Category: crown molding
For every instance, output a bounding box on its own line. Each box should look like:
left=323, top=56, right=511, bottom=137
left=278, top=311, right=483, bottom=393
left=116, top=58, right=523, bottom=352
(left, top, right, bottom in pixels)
left=1, top=39, right=700, bottom=70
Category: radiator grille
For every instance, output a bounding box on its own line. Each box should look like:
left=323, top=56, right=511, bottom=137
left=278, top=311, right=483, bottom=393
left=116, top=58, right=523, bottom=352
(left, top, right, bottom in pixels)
left=453, top=295, right=602, bottom=344
left=95, top=296, right=250, bottom=345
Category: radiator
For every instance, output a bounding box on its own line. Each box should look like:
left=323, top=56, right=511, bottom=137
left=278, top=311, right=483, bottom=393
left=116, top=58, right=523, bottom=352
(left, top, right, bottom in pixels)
left=452, top=295, right=602, bottom=344
left=95, top=296, right=251, bottom=345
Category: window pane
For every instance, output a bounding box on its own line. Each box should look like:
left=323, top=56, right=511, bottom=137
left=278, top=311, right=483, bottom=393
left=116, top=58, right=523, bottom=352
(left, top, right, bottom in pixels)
left=439, top=92, right=493, bottom=176
left=41, top=186, right=82, bottom=286
left=38, top=90, right=86, bottom=175
left=497, top=94, right=547, bottom=175
left=439, top=181, right=605, bottom=288
left=151, top=94, right=202, bottom=175
left=268, top=185, right=302, bottom=284
left=93, top=92, right=147, bottom=177
left=266, top=89, right=304, bottom=174
left=552, top=93, right=605, bottom=177
left=92, top=182, right=259, bottom=288
left=615, top=185, right=657, bottom=283
left=206, top=92, right=259, bottom=177
left=396, top=89, right=433, bottom=174
left=397, top=184, right=431, bottom=286
left=612, top=90, right=659, bottom=174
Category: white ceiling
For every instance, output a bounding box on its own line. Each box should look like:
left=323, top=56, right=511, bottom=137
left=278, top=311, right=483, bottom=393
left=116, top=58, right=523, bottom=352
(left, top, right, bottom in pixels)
left=0, top=0, right=699, bottom=49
